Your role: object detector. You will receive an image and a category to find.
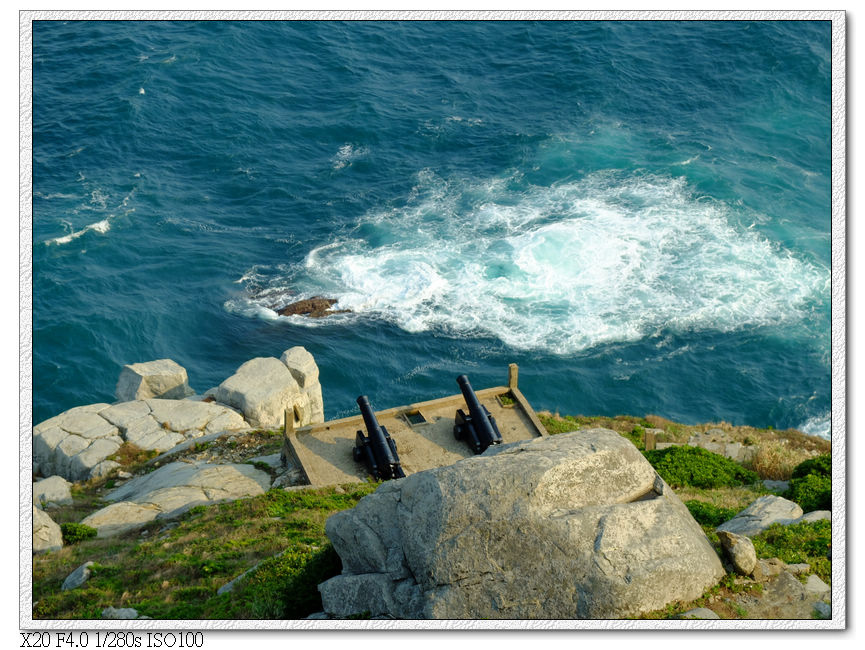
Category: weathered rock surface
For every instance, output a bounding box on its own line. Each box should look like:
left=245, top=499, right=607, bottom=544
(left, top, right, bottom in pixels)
left=102, top=607, right=140, bottom=620
left=33, top=506, right=63, bottom=554
left=793, top=510, right=831, bottom=525
left=319, top=429, right=725, bottom=620
left=214, top=349, right=324, bottom=429
left=716, top=495, right=804, bottom=538
left=34, top=399, right=250, bottom=482
left=33, top=404, right=123, bottom=481
left=34, top=475, right=73, bottom=507
left=281, top=346, right=325, bottom=423
left=717, top=530, right=757, bottom=575
left=115, top=359, right=195, bottom=402
left=678, top=607, right=720, bottom=619
left=81, top=461, right=271, bottom=537
left=276, top=297, right=349, bottom=318
left=732, top=570, right=830, bottom=619
left=62, top=561, right=94, bottom=591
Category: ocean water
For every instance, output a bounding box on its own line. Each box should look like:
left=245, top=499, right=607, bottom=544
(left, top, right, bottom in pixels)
left=31, top=20, right=832, bottom=438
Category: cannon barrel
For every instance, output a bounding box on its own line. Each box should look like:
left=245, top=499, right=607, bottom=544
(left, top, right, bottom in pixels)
left=355, top=395, right=405, bottom=480
left=455, top=374, right=502, bottom=453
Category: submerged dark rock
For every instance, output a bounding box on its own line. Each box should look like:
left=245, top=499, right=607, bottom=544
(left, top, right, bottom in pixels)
left=276, top=297, right=349, bottom=318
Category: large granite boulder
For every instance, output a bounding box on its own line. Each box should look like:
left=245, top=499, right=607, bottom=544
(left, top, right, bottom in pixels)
left=33, top=506, right=63, bottom=554
left=115, top=359, right=195, bottom=402
left=319, top=429, right=725, bottom=619
left=214, top=348, right=324, bottom=429
left=33, top=400, right=250, bottom=482
left=80, top=461, right=271, bottom=537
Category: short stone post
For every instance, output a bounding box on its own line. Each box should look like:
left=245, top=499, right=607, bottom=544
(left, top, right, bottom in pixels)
left=508, top=363, right=519, bottom=389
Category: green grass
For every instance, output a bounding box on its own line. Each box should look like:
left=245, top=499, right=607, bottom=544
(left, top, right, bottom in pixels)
left=752, top=520, right=831, bottom=585
left=643, top=446, right=760, bottom=489
left=32, top=482, right=379, bottom=620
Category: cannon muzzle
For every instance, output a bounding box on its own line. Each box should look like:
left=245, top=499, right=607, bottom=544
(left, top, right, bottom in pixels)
left=454, top=374, right=503, bottom=454
left=353, top=395, right=406, bottom=480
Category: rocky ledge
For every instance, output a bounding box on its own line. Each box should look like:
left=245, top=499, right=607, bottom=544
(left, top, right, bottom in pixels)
left=32, top=346, right=324, bottom=484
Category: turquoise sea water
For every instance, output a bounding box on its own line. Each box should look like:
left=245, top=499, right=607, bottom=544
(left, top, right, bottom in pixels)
left=32, top=20, right=832, bottom=437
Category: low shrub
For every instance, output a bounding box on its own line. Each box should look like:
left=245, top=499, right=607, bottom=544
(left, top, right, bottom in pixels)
left=684, top=500, right=739, bottom=529
left=785, top=473, right=831, bottom=512
left=791, top=454, right=831, bottom=480
left=784, top=454, right=832, bottom=512
left=60, top=522, right=97, bottom=545
left=643, top=446, right=759, bottom=489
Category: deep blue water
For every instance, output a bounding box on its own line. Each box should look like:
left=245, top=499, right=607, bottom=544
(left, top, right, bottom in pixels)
left=32, top=20, right=832, bottom=437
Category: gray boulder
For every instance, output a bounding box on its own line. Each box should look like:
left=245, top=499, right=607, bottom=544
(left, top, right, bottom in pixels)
left=319, top=429, right=725, bottom=620
left=33, top=475, right=73, bottom=507
left=32, top=404, right=123, bottom=481
left=102, top=607, right=139, bottom=620
left=33, top=506, right=63, bottom=554
left=81, top=461, right=271, bottom=537
left=717, top=530, right=757, bottom=575
left=115, top=359, right=195, bottom=401
left=280, top=347, right=324, bottom=424
left=716, top=495, right=804, bottom=538
left=214, top=356, right=313, bottom=429
left=678, top=607, right=720, bottom=619
left=34, top=399, right=253, bottom=484
left=62, top=561, right=95, bottom=591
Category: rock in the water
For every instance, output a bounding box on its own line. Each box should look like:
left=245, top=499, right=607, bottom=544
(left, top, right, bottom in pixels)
left=33, top=506, right=63, bottom=553
left=81, top=461, right=271, bottom=537
left=214, top=355, right=317, bottom=429
left=116, top=359, right=195, bottom=402
left=62, top=561, right=95, bottom=591
left=276, top=297, right=348, bottom=318
left=33, top=475, right=73, bottom=507
left=319, top=428, right=725, bottom=620
left=716, top=495, right=804, bottom=538
left=717, top=530, right=757, bottom=575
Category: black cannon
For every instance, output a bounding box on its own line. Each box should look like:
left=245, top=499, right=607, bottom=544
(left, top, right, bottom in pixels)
left=353, top=395, right=406, bottom=480
left=454, top=374, right=503, bottom=454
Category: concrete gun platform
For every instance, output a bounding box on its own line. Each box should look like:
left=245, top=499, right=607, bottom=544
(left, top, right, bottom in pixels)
left=282, top=365, right=548, bottom=487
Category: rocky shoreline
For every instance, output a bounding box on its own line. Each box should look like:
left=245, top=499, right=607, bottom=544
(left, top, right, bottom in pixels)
left=31, top=349, right=833, bottom=621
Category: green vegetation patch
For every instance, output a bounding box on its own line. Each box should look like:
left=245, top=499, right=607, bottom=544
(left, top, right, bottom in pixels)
left=60, top=522, right=98, bottom=545
left=783, top=454, right=832, bottom=512
left=791, top=454, right=831, bottom=480
left=643, top=446, right=759, bottom=489
left=752, top=520, right=831, bottom=585
left=685, top=501, right=740, bottom=529
left=785, top=473, right=831, bottom=512
left=33, top=482, right=379, bottom=620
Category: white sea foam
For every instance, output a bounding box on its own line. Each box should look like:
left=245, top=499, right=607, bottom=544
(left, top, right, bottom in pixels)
left=235, top=170, right=828, bottom=355
left=331, top=143, right=368, bottom=170
left=798, top=414, right=831, bottom=440
left=44, top=187, right=137, bottom=246
left=46, top=219, right=112, bottom=245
